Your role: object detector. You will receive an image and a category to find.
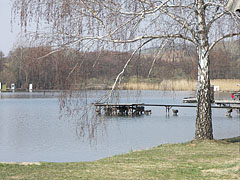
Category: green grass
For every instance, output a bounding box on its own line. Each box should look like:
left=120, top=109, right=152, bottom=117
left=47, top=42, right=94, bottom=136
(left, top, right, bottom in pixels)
left=0, top=137, right=239, bottom=180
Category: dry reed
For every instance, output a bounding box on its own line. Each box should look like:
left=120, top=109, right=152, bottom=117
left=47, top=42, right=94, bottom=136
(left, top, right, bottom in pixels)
left=210, top=79, right=240, bottom=91
left=120, top=79, right=240, bottom=91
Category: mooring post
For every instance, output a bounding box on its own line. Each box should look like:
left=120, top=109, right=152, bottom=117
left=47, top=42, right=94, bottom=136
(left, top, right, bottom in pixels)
left=226, top=109, right=232, bottom=117
left=172, top=109, right=179, bottom=116
left=95, top=106, right=101, bottom=115
left=166, top=106, right=175, bottom=116
left=166, top=106, right=171, bottom=115
left=144, top=110, right=152, bottom=115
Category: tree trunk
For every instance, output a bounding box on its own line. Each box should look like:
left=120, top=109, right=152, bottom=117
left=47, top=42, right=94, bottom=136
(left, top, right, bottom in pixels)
left=195, top=0, right=213, bottom=140
left=195, top=53, right=213, bottom=140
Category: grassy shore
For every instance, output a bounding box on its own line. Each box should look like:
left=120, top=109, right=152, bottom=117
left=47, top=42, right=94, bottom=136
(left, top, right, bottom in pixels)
left=1, top=137, right=239, bottom=180
left=120, top=79, right=240, bottom=91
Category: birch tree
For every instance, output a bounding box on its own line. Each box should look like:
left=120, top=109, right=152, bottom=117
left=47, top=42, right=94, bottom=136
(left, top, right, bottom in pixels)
left=12, top=0, right=240, bottom=140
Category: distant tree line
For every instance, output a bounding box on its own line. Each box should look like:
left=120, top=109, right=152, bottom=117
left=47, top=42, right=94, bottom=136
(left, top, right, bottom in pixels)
left=0, top=40, right=239, bottom=90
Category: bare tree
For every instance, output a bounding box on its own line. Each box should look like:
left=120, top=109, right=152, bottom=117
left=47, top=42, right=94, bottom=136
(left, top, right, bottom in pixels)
left=12, top=0, right=240, bottom=140
left=0, top=51, right=5, bottom=82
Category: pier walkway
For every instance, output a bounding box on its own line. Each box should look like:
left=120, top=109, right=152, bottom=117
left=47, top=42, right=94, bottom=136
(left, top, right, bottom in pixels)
left=93, top=102, right=240, bottom=116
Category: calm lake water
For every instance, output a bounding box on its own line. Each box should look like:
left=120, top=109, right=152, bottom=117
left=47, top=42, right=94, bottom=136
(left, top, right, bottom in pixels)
left=0, top=90, right=239, bottom=162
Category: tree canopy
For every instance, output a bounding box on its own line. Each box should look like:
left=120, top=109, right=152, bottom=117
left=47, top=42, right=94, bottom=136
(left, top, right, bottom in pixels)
left=12, top=0, right=240, bottom=140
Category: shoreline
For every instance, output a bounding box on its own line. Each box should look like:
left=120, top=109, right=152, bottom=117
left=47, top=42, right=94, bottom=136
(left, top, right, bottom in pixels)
left=0, top=137, right=239, bottom=164
left=0, top=137, right=239, bottom=179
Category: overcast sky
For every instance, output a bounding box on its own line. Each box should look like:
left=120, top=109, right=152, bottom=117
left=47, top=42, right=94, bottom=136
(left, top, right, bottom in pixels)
left=0, top=1, right=20, bottom=56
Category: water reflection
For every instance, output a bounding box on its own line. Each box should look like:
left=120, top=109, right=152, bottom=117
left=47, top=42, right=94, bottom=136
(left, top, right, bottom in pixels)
left=0, top=91, right=239, bottom=162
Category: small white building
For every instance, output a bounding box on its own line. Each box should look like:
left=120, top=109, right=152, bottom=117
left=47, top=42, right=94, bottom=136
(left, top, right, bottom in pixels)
left=29, top=84, right=33, bottom=92
left=213, top=85, right=220, bottom=92
left=11, top=83, right=15, bottom=92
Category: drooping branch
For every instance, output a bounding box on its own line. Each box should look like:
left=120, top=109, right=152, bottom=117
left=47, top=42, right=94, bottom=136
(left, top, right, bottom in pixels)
left=93, top=0, right=171, bottom=16
left=74, top=34, right=195, bottom=45
left=66, top=41, right=95, bottom=81
left=36, top=48, right=63, bottom=60
left=107, top=38, right=153, bottom=102
left=148, top=39, right=169, bottom=78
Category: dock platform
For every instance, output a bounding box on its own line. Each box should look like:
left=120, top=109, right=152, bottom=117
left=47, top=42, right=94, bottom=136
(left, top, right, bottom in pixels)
left=93, top=102, right=240, bottom=116
left=94, top=103, right=147, bottom=116
left=214, top=100, right=240, bottom=106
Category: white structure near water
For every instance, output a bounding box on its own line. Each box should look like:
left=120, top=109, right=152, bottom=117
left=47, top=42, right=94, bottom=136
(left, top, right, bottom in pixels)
left=29, top=84, right=33, bottom=92
left=213, top=85, right=220, bottom=92
left=11, top=83, right=15, bottom=92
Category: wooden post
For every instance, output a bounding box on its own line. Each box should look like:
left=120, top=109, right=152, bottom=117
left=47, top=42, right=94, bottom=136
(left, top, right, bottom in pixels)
left=172, top=109, right=179, bottom=116
left=95, top=106, right=101, bottom=115
left=226, top=109, right=232, bottom=117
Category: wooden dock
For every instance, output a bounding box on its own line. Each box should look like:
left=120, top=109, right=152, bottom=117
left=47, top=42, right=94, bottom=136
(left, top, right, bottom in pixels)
left=214, top=100, right=240, bottom=106
left=93, top=102, right=240, bottom=116
left=94, top=103, right=148, bottom=116
left=183, top=97, right=240, bottom=107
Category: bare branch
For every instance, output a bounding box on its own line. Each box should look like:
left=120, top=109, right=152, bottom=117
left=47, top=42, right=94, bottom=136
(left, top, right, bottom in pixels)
left=159, top=8, right=197, bottom=43
left=209, top=32, right=240, bottom=51
left=107, top=38, right=153, bottom=103
left=148, top=40, right=168, bottom=78
left=66, top=41, right=95, bottom=81
left=207, top=12, right=226, bottom=33
left=36, top=48, right=63, bottom=60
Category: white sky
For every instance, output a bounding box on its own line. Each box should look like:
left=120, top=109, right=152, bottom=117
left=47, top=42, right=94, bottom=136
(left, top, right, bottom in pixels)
left=0, top=0, right=20, bottom=56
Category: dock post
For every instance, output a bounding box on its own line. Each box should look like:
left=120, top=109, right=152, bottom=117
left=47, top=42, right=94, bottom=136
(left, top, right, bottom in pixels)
left=226, top=109, right=232, bottom=117
left=95, top=106, right=101, bottom=115
left=166, top=106, right=171, bottom=116
left=144, top=110, right=152, bottom=115
left=127, top=106, right=130, bottom=116
left=172, top=109, right=179, bottom=116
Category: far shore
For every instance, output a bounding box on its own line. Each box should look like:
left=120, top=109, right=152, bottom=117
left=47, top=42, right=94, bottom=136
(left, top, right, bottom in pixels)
left=1, top=79, right=239, bottom=92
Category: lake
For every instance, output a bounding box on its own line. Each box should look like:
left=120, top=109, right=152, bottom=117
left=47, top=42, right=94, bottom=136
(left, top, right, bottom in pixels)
left=0, top=90, right=239, bottom=162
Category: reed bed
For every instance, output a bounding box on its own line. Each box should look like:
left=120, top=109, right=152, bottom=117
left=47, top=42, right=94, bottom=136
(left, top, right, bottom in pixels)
left=120, top=79, right=240, bottom=91
left=211, top=79, right=240, bottom=91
